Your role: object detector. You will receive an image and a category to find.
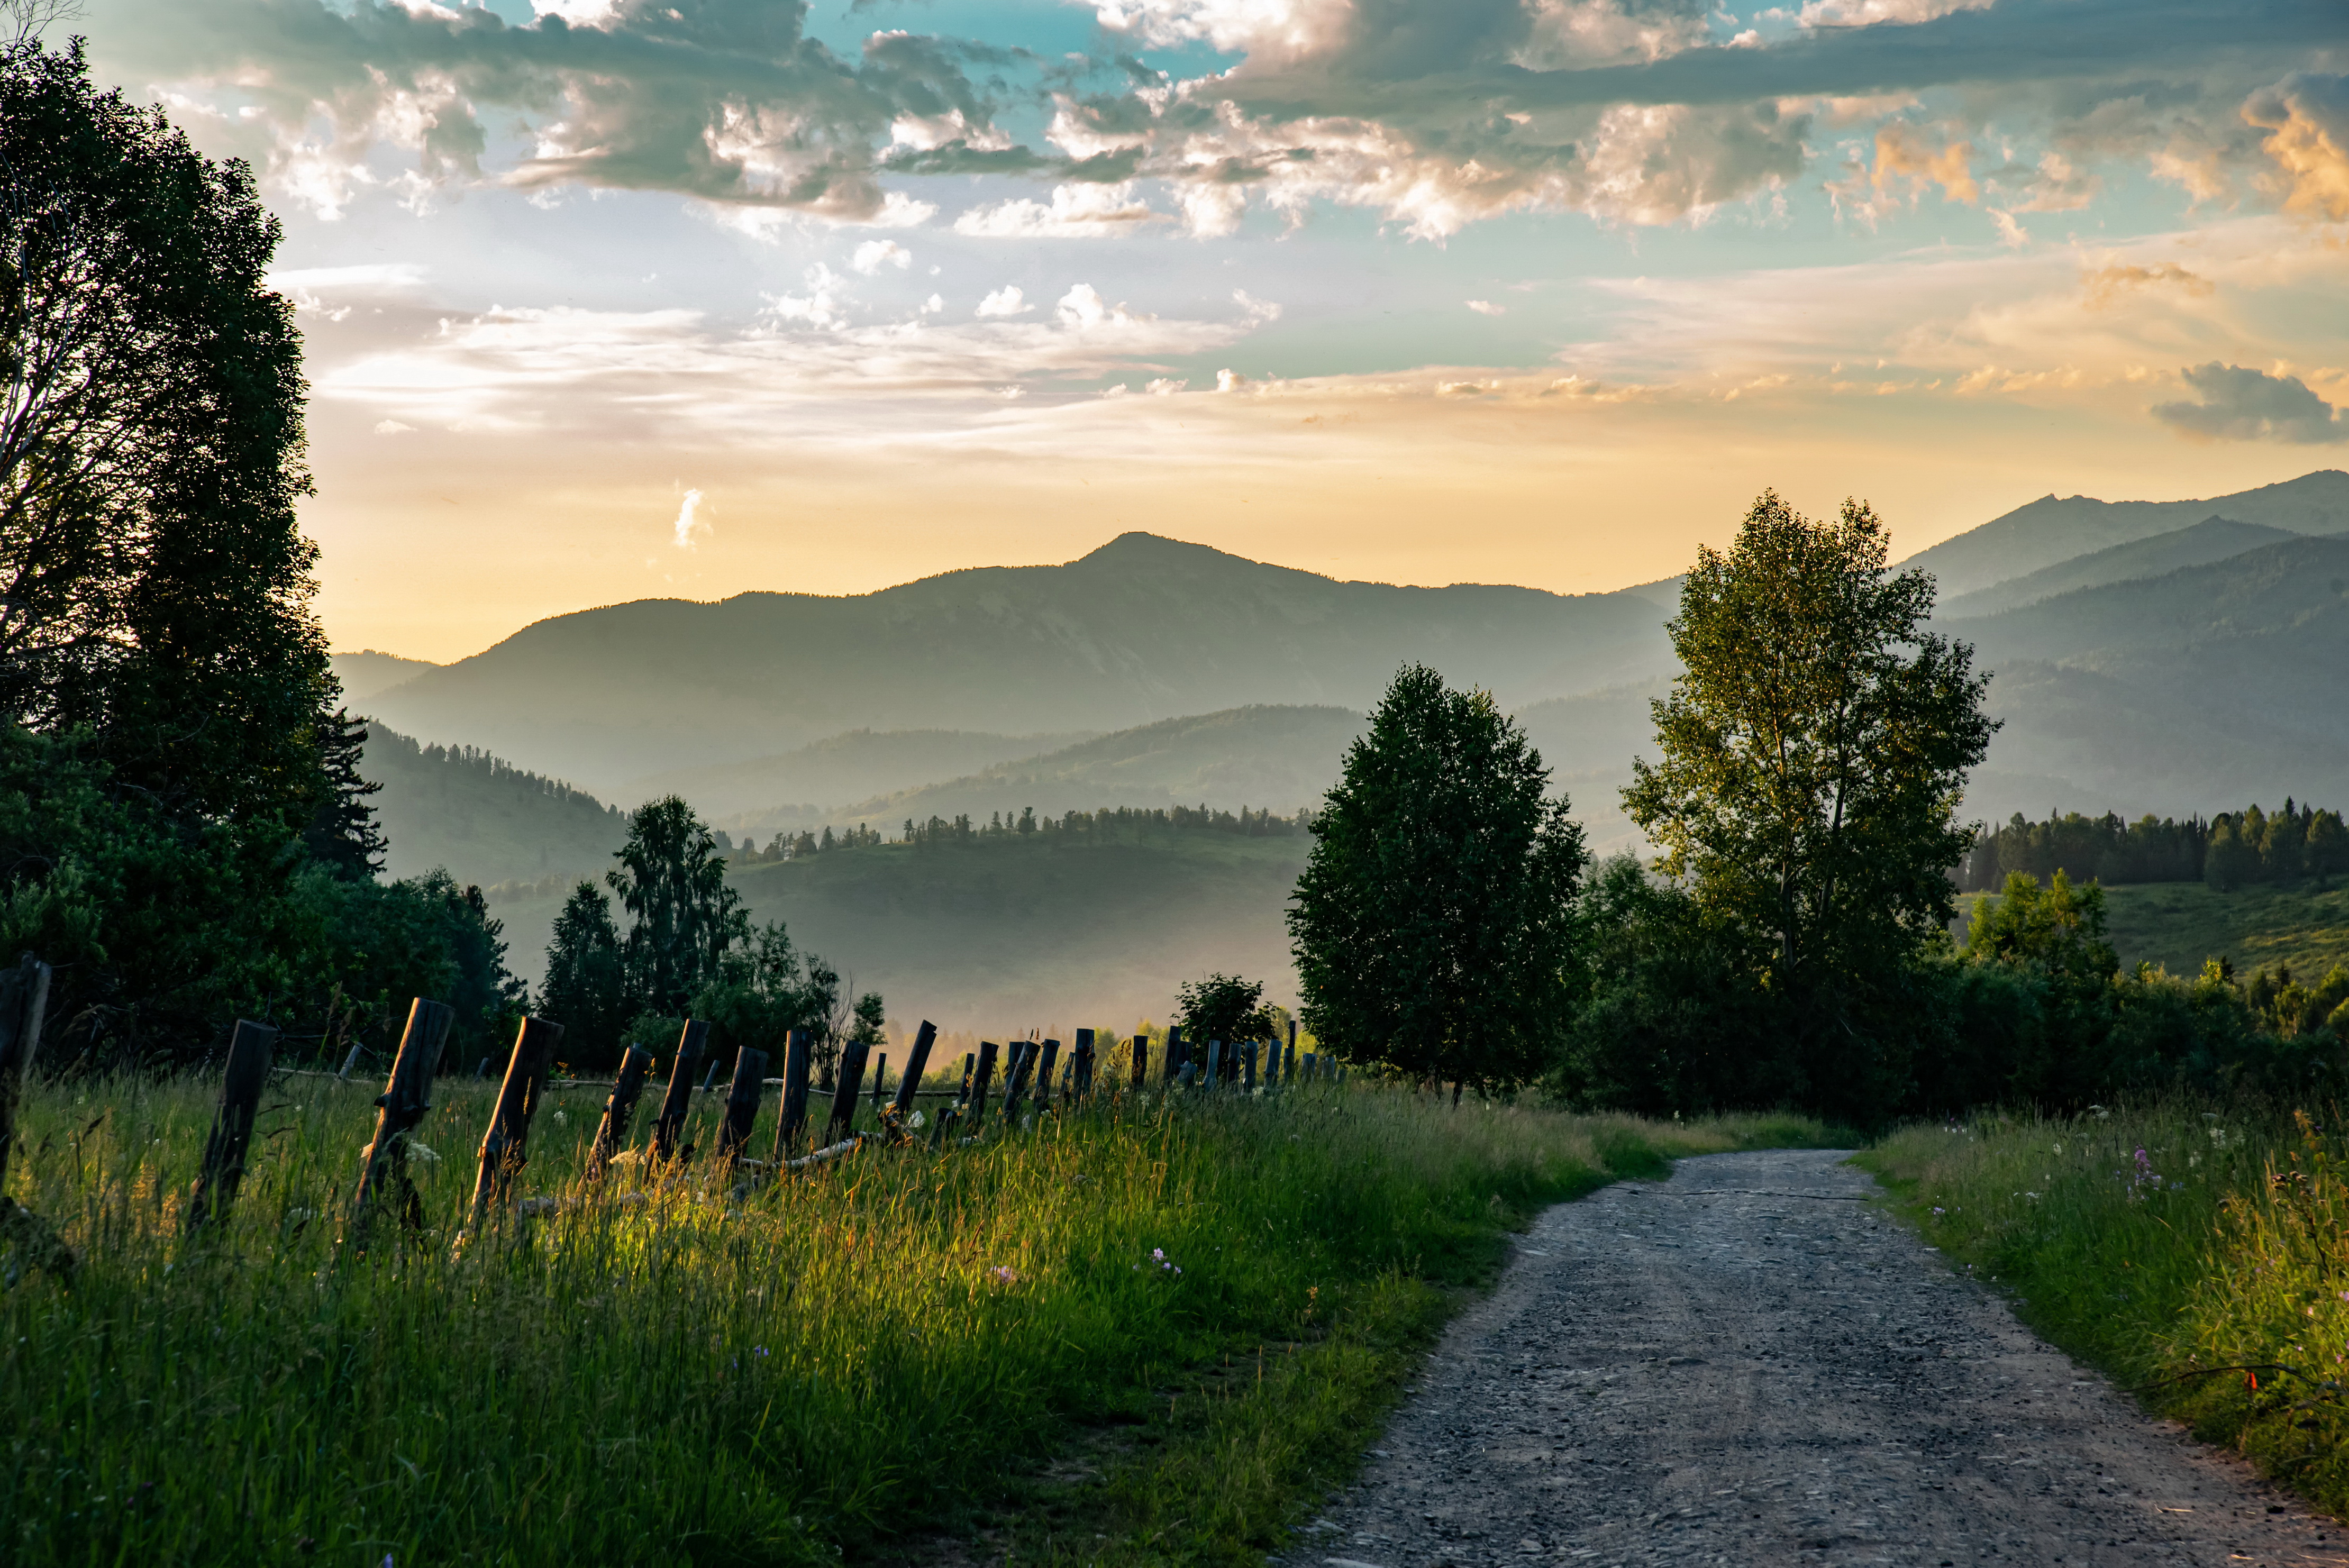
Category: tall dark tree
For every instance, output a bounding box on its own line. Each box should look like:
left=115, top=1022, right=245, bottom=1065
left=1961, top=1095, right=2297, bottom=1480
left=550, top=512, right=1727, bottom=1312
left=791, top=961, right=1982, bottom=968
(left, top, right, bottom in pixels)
left=1, top=34, right=329, bottom=827
left=1622, top=491, right=1992, bottom=1120
left=541, top=879, right=628, bottom=1065
left=608, top=795, right=748, bottom=1019
left=300, top=708, right=385, bottom=879
left=1288, top=663, right=1587, bottom=1091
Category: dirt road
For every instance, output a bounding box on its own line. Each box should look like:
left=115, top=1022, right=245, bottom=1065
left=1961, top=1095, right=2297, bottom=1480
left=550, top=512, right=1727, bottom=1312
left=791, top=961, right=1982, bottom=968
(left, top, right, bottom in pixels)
left=1297, top=1148, right=2345, bottom=1567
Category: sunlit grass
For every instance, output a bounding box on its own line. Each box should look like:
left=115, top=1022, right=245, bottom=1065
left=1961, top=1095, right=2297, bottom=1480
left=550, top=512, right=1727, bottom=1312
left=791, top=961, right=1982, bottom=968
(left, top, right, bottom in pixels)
left=0, top=1066, right=1834, bottom=1566
left=1862, top=1099, right=2349, bottom=1516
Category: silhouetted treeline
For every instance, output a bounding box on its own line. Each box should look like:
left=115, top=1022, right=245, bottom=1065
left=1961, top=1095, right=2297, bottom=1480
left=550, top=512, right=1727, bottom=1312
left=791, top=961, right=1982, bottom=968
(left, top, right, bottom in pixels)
left=734, top=804, right=1303, bottom=863
left=1955, top=799, right=2347, bottom=892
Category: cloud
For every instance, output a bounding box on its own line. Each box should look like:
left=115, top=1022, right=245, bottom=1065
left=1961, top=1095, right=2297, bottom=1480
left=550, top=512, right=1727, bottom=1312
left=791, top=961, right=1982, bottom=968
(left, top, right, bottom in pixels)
left=953, top=183, right=1168, bottom=238
left=672, top=487, right=709, bottom=547
left=852, top=240, right=913, bottom=274
left=2151, top=362, right=2346, bottom=444
left=976, top=285, right=1031, bottom=317
left=110, top=0, right=2349, bottom=243
left=2245, top=72, right=2349, bottom=222
left=2081, top=261, right=2213, bottom=311
left=1467, top=299, right=1507, bottom=315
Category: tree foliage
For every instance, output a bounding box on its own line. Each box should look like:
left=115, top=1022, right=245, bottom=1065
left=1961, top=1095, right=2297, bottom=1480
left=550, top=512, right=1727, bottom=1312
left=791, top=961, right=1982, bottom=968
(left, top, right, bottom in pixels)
left=1, top=34, right=329, bottom=826
left=608, top=795, right=749, bottom=1020
left=1173, top=972, right=1276, bottom=1048
left=1621, top=493, right=1991, bottom=1116
left=1288, top=663, right=1586, bottom=1091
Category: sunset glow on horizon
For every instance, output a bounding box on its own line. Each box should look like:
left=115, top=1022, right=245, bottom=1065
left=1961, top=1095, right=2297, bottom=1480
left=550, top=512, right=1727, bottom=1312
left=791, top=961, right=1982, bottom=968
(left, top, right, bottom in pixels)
left=73, top=0, right=2349, bottom=663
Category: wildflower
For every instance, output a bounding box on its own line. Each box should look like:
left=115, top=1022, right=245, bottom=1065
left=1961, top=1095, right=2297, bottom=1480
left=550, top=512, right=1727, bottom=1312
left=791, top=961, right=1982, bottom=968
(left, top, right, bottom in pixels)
left=1152, top=1247, right=1165, bottom=1262
left=988, top=1265, right=1019, bottom=1287
left=405, top=1142, right=440, bottom=1164
left=1931, top=1206, right=1945, bottom=1217
left=909, top=1110, right=926, bottom=1129
left=2052, top=1143, right=2063, bottom=1156
left=552, top=1109, right=567, bottom=1124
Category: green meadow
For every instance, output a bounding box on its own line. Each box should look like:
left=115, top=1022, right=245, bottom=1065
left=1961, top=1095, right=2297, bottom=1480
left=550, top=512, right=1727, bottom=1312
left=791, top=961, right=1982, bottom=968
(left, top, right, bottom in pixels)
left=0, top=1068, right=1832, bottom=1566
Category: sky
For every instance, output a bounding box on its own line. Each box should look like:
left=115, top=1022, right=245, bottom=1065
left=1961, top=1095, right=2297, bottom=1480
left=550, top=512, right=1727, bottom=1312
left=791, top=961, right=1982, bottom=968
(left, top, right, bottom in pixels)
left=65, top=0, right=2349, bottom=662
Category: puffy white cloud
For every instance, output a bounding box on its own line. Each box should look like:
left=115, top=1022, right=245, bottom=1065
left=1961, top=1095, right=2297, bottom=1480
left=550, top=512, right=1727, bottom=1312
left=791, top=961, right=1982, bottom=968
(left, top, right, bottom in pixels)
left=671, top=487, right=711, bottom=548
left=852, top=240, right=913, bottom=275
left=977, top=286, right=1031, bottom=317
left=2152, top=362, right=2346, bottom=444
left=954, top=183, right=1168, bottom=238
left=1467, top=299, right=1507, bottom=315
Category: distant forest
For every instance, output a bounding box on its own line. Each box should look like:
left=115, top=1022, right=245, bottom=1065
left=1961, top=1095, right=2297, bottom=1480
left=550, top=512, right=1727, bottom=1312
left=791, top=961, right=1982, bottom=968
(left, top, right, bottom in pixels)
left=1956, top=799, right=2348, bottom=892
left=739, top=803, right=1304, bottom=862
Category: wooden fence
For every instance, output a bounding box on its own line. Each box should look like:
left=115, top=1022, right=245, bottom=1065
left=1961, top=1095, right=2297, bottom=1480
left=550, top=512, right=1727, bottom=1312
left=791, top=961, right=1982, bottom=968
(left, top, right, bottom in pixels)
left=0, top=972, right=1350, bottom=1255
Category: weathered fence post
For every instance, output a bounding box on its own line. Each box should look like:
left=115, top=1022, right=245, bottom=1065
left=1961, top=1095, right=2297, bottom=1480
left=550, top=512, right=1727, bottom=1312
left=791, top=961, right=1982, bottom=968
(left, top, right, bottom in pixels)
left=586, top=1044, right=654, bottom=1183
left=715, top=1045, right=771, bottom=1169
left=651, top=1019, right=711, bottom=1165
left=347, top=998, right=456, bottom=1248
left=870, top=1051, right=889, bottom=1114
left=0, top=954, right=63, bottom=1277
left=887, top=1022, right=937, bottom=1142
left=1284, top=1022, right=1297, bottom=1086
left=826, top=1037, right=871, bottom=1142
left=930, top=1051, right=975, bottom=1150
left=772, top=1028, right=813, bottom=1161
left=465, top=1015, right=564, bottom=1236
left=1242, top=1040, right=1258, bottom=1093
left=968, top=1040, right=1001, bottom=1132
left=186, top=1020, right=277, bottom=1234
left=1126, top=1032, right=1144, bottom=1091
left=1033, top=1039, right=1061, bottom=1112
left=998, top=1040, right=1037, bottom=1128
left=1072, top=1029, right=1094, bottom=1100
left=1163, top=1026, right=1184, bottom=1086
left=1203, top=1040, right=1222, bottom=1090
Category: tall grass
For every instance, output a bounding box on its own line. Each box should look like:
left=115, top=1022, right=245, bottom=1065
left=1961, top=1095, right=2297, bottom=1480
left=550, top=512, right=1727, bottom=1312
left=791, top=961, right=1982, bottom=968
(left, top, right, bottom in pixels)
left=1863, top=1099, right=2349, bottom=1515
left=0, top=1069, right=1828, bottom=1566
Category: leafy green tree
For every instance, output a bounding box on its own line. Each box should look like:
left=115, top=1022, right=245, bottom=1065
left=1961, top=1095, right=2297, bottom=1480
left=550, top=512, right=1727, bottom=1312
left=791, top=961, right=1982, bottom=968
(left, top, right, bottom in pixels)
left=2205, top=818, right=2260, bottom=892
left=540, top=879, right=628, bottom=1066
left=689, top=919, right=835, bottom=1074
left=1, top=34, right=330, bottom=829
left=1288, top=663, right=1587, bottom=1091
left=608, top=795, right=748, bottom=1019
left=1622, top=491, right=1992, bottom=1120
left=1963, top=870, right=2117, bottom=981
left=1173, top=972, right=1276, bottom=1049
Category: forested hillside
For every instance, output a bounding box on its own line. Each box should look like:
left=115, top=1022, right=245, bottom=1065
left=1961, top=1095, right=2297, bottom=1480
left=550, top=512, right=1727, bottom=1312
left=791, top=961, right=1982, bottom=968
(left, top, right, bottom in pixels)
left=362, top=723, right=628, bottom=885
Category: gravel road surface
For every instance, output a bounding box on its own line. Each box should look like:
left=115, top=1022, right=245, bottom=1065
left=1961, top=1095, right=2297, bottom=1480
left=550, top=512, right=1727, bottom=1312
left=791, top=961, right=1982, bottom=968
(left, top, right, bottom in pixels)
left=1297, top=1148, right=2345, bottom=1567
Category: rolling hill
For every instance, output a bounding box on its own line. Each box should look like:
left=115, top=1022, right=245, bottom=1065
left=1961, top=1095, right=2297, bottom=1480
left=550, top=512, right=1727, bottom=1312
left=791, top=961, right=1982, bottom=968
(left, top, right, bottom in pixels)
left=1937, top=516, right=2300, bottom=618
left=361, top=723, right=629, bottom=885
left=624, top=726, right=1095, bottom=822
left=1896, top=470, right=2349, bottom=600
left=364, top=531, right=1675, bottom=795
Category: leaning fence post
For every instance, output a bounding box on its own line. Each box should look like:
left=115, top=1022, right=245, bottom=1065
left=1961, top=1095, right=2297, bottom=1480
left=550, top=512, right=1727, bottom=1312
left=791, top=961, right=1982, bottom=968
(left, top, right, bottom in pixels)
left=715, top=1045, right=771, bottom=1169
left=651, top=1019, right=711, bottom=1165
left=465, top=1015, right=564, bottom=1235
left=1033, top=1039, right=1061, bottom=1112
left=1163, top=1026, right=1183, bottom=1086
left=998, top=1041, right=1037, bottom=1129
left=1284, top=1020, right=1297, bottom=1085
left=347, top=998, right=456, bottom=1250
left=887, top=1022, right=938, bottom=1141
left=930, top=1052, right=975, bottom=1150
left=1071, top=1029, right=1094, bottom=1100
left=185, top=1018, right=278, bottom=1234
left=826, top=1037, right=871, bottom=1143
left=1127, top=1033, right=1145, bottom=1091
left=968, top=1040, right=1002, bottom=1132
left=772, top=1028, right=813, bottom=1161
left=1242, top=1040, right=1258, bottom=1093
left=870, top=1051, right=889, bottom=1114
left=586, top=1044, right=654, bottom=1184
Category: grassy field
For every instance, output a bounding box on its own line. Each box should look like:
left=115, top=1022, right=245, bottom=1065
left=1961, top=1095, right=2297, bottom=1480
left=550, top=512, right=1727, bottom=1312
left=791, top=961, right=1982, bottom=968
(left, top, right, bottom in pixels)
left=1952, top=880, right=2349, bottom=981
left=0, top=1066, right=1834, bottom=1566
left=1862, top=1100, right=2349, bottom=1518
